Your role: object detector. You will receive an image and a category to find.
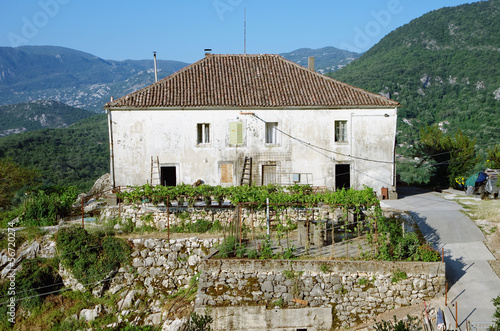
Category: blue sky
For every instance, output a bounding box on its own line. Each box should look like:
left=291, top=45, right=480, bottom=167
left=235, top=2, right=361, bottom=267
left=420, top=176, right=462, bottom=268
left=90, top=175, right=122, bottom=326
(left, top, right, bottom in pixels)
left=1, top=0, right=484, bottom=63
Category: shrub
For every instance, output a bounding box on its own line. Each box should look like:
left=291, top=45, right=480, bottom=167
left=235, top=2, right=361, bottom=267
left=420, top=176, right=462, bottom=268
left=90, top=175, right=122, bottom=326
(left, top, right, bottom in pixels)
left=56, top=226, right=130, bottom=287
left=215, top=236, right=237, bottom=258
left=21, top=186, right=78, bottom=227
left=186, top=310, right=213, bottom=331
left=415, top=243, right=441, bottom=262
left=0, top=258, right=62, bottom=327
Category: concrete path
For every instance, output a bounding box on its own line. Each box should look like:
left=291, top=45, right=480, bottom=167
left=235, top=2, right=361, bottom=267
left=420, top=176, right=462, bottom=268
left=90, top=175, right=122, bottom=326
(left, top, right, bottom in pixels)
left=381, top=187, right=500, bottom=330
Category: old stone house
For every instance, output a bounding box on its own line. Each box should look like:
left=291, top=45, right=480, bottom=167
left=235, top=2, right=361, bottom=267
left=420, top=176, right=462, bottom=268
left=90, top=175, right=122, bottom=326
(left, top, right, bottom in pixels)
left=104, top=54, right=399, bottom=197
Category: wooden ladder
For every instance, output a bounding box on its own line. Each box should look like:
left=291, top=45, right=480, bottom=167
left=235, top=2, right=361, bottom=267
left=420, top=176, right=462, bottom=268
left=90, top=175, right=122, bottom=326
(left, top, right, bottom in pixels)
left=150, top=156, right=160, bottom=186
left=240, top=156, right=253, bottom=186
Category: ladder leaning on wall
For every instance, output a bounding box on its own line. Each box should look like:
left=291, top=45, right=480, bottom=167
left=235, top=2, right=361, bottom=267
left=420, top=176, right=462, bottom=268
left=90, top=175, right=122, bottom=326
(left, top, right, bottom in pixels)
left=240, top=156, right=253, bottom=186
left=150, top=156, right=160, bottom=186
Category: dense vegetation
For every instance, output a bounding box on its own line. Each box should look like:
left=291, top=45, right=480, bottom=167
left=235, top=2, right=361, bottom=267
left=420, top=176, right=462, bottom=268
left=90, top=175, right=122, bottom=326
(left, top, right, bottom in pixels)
left=0, top=114, right=109, bottom=191
left=330, top=0, right=500, bottom=184
left=120, top=183, right=441, bottom=262
left=56, top=226, right=131, bottom=288
left=0, top=100, right=95, bottom=136
left=118, top=183, right=381, bottom=207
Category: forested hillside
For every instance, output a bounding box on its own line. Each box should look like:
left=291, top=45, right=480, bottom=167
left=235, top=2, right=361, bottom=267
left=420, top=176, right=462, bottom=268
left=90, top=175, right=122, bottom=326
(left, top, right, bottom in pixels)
left=330, top=0, right=500, bottom=149
left=0, top=100, right=94, bottom=136
left=0, top=114, right=108, bottom=191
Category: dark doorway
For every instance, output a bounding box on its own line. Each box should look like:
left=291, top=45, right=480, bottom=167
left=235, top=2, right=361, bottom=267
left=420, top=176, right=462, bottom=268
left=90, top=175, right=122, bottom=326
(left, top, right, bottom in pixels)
left=335, top=164, right=350, bottom=190
left=160, top=166, right=176, bottom=186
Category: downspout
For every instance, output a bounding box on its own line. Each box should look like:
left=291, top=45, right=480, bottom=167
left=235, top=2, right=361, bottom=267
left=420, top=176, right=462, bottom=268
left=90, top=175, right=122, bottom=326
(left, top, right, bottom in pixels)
left=107, top=108, right=116, bottom=189
left=392, top=106, right=398, bottom=188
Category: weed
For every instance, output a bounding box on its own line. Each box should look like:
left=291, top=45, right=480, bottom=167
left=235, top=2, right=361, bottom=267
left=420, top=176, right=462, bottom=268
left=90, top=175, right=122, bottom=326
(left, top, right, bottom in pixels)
left=358, top=277, right=368, bottom=285
left=272, top=297, right=285, bottom=308
left=391, top=269, right=408, bottom=283
left=320, top=263, right=330, bottom=273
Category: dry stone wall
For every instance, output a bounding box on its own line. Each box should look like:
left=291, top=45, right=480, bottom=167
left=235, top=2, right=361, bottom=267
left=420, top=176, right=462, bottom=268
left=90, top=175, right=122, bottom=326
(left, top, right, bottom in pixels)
left=196, top=259, right=446, bottom=329
left=101, top=204, right=338, bottom=231
left=107, top=237, right=221, bottom=297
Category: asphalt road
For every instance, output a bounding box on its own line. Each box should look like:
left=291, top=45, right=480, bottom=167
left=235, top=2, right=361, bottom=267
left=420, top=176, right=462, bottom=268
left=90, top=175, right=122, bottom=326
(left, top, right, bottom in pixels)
left=381, top=187, right=500, bottom=330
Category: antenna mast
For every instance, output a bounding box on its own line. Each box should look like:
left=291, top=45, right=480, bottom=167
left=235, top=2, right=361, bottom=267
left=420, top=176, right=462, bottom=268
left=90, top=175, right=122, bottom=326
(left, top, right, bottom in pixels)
left=244, top=7, right=247, bottom=54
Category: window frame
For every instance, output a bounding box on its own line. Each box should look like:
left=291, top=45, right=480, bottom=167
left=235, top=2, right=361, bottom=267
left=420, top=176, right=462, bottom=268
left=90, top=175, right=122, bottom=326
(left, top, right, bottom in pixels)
left=334, top=120, right=348, bottom=143
left=197, top=123, right=211, bottom=145
left=265, top=122, right=279, bottom=145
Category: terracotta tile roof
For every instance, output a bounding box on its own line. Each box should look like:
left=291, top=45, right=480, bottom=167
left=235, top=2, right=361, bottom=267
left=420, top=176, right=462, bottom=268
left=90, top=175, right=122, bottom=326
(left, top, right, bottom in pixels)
left=105, top=54, right=399, bottom=109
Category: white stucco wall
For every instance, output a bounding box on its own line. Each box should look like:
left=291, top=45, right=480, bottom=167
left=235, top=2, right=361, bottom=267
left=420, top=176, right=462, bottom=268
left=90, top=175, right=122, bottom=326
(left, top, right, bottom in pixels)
left=108, top=107, right=397, bottom=195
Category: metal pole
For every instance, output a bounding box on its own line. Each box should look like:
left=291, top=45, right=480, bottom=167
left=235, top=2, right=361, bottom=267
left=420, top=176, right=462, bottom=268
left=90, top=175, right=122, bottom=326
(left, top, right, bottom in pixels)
left=167, top=196, right=170, bottom=241
left=239, top=203, right=242, bottom=246
left=251, top=207, right=254, bottom=241
left=81, top=197, right=84, bottom=228
left=266, top=198, right=270, bottom=237
left=153, top=51, right=158, bottom=83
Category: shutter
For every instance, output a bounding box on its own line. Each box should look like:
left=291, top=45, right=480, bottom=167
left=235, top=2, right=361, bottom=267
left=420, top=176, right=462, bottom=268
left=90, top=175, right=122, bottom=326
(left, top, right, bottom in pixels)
left=229, top=122, right=243, bottom=145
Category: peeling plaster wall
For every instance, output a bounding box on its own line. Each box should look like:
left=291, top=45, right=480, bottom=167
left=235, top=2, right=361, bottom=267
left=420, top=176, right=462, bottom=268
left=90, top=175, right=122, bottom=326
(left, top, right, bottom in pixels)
left=109, top=107, right=397, bottom=195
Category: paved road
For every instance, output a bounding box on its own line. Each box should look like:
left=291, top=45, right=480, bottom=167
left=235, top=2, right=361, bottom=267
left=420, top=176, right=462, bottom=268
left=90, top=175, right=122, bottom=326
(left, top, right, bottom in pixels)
left=381, top=187, right=500, bottom=329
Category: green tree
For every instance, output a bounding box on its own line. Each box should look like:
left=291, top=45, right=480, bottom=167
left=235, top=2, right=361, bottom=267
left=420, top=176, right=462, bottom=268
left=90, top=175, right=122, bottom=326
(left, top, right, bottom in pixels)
left=0, top=158, right=38, bottom=209
left=486, top=144, right=500, bottom=169
left=410, top=126, right=479, bottom=188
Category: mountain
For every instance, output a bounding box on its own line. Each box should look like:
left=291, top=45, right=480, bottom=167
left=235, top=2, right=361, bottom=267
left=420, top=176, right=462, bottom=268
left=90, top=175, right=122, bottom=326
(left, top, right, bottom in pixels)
left=0, top=46, right=189, bottom=111
left=0, top=45, right=361, bottom=111
left=0, top=100, right=94, bottom=137
left=279, top=46, right=361, bottom=73
left=0, top=114, right=109, bottom=191
left=329, top=0, right=500, bottom=148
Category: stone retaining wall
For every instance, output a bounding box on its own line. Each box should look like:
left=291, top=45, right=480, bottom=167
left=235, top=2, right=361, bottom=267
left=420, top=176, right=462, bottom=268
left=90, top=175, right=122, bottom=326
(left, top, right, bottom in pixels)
left=196, top=259, right=446, bottom=329
left=107, top=237, right=221, bottom=298
left=101, top=204, right=351, bottom=232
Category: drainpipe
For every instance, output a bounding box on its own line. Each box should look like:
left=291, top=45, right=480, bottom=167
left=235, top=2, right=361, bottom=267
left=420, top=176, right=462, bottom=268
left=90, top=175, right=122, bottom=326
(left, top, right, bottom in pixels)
left=107, top=107, right=116, bottom=189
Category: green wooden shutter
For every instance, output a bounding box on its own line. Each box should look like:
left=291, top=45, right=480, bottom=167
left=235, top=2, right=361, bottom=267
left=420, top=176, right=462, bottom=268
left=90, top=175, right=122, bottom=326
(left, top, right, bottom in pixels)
left=229, top=122, right=243, bottom=145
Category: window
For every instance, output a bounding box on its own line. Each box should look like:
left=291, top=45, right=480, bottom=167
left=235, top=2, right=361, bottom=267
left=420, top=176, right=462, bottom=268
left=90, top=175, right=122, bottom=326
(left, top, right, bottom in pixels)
left=197, top=123, right=210, bottom=144
left=265, top=122, right=278, bottom=144
left=335, top=120, right=347, bottom=142
left=229, top=121, right=243, bottom=145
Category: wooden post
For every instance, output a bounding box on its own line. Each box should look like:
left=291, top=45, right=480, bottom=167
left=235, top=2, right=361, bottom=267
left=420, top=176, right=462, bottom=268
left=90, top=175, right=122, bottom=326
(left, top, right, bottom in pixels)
left=455, top=302, right=458, bottom=329
left=442, top=247, right=444, bottom=262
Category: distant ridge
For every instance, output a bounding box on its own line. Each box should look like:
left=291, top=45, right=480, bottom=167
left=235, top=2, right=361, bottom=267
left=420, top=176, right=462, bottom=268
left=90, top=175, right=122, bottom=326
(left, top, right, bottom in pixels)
left=0, top=45, right=361, bottom=111
left=280, top=46, right=361, bottom=73
left=0, top=46, right=189, bottom=111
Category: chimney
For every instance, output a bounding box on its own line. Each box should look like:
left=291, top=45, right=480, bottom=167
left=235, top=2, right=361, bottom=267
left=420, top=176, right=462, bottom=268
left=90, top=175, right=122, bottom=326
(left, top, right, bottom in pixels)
left=204, top=48, right=212, bottom=57
left=308, top=56, right=315, bottom=71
